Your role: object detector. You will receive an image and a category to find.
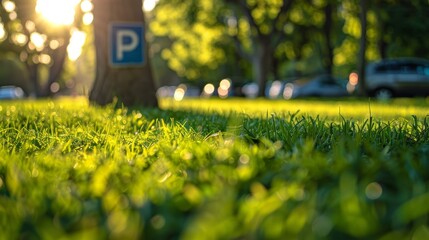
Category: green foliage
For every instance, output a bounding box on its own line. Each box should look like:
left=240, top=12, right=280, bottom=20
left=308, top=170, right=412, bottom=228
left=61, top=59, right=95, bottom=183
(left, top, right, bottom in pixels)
left=150, top=0, right=228, bottom=81
left=376, top=0, right=429, bottom=58
left=0, top=0, right=89, bottom=97
left=0, top=98, right=429, bottom=239
left=149, top=0, right=429, bottom=85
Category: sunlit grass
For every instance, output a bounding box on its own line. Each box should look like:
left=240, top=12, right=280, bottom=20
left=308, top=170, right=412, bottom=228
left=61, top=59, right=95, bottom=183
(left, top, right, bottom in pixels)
left=0, top=97, right=428, bottom=239
left=160, top=97, right=429, bottom=120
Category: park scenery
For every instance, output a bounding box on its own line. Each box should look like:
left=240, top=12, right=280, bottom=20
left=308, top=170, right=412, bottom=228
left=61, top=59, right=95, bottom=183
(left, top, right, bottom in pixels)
left=1, top=0, right=429, bottom=239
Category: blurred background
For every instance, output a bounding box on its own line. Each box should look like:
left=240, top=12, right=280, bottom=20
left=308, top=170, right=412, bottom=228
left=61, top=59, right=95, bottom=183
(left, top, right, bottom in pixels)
left=1, top=0, right=429, bottom=100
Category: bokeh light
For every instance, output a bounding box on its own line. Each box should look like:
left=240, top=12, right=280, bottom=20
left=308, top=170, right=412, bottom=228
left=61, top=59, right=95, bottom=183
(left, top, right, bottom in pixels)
left=219, top=78, right=231, bottom=90
left=49, top=40, right=60, bottom=50
left=218, top=78, right=231, bottom=98
left=12, top=33, right=28, bottom=46
left=283, top=83, right=294, bottom=99
left=67, top=29, right=86, bottom=61
left=50, top=82, right=60, bottom=93
left=39, top=54, right=51, bottom=64
left=365, top=182, right=382, bottom=200
left=202, top=83, right=215, bottom=97
left=2, top=1, right=15, bottom=12
left=0, top=23, right=6, bottom=41
left=143, top=0, right=159, bottom=12
left=347, top=72, right=359, bottom=93
left=268, top=80, right=283, bottom=98
left=9, top=11, right=17, bottom=20
left=80, top=0, right=93, bottom=12
left=349, top=72, right=359, bottom=86
left=174, top=85, right=187, bottom=101
left=81, top=0, right=94, bottom=25
left=217, top=87, right=228, bottom=98
left=25, top=21, right=36, bottom=32
left=82, top=13, right=94, bottom=25
left=242, top=83, right=258, bottom=98
left=30, top=32, right=46, bottom=51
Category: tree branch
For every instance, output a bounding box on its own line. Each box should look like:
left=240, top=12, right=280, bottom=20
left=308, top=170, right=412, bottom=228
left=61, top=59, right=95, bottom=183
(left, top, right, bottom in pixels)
left=225, top=0, right=263, bottom=37
left=271, top=0, right=295, bottom=47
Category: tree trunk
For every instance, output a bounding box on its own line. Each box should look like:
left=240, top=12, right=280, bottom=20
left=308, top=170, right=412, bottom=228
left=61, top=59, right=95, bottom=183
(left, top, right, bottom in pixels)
left=357, top=0, right=368, bottom=96
left=323, top=1, right=334, bottom=75
left=254, top=37, right=272, bottom=97
left=27, top=63, right=40, bottom=97
left=378, top=36, right=387, bottom=60
left=90, top=0, right=158, bottom=107
left=374, top=6, right=388, bottom=59
left=41, top=32, right=70, bottom=97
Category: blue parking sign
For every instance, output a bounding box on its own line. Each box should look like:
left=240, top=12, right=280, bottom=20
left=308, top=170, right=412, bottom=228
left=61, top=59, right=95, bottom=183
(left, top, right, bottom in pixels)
left=109, top=23, right=145, bottom=67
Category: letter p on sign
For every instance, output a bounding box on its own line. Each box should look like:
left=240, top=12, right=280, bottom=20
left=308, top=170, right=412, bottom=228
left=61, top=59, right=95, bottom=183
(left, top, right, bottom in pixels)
left=109, top=23, right=145, bottom=67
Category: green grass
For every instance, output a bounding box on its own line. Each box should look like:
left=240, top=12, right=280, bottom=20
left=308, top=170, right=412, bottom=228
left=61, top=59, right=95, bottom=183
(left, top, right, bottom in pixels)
left=0, top=97, right=429, bottom=239
left=160, top=97, right=429, bottom=120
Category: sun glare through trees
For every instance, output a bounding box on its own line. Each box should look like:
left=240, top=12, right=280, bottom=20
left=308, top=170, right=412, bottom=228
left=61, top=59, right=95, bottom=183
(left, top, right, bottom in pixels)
left=34, top=0, right=94, bottom=61
left=143, top=0, right=159, bottom=12
left=36, top=0, right=80, bottom=26
left=33, top=0, right=153, bottom=62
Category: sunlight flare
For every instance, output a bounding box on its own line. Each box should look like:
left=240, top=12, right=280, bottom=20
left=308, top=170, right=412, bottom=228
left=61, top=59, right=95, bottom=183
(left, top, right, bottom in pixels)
left=80, top=0, right=93, bottom=12
left=2, top=0, right=15, bottom=12
left=30, top=32, right=46, bottom=51
left=143, top=0, right=159, bottom=12
left=11, top=33, right=28, bottom=46
left=82, top=13, right=94, bottom=25
left=0, top=23, right=6, bottom=41
left=67, top=29, right=87, bottom=61
left=36, top=0, right=80, bottom=25
left=81, top=0, right=94, bottom=25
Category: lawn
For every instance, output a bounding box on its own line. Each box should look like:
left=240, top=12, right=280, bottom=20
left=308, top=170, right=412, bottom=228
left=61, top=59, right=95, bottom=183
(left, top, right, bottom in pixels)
left=160, top=97, right=429, bottom=120
left=1, top=97, right=429, bottom=239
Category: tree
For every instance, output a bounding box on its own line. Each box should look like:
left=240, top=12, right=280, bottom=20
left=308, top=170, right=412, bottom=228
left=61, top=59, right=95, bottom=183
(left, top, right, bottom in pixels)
left=225, top=0, right=295, bottom=97
left=0, top=0, right=93, bottom=97
left=151, top=0, right=296, bottom=97
left=321, top=0, right=336, bottom=75
left=357, top=0, right=367, bottom=95
left=150, top=0, right=230, bottom=84
left=372, top=0, right=429, bottom=59
left=129, top=0, right=429, bottom=98
left=273, top=0, right=342, bottom=78
left=90, top=0, right=158, bottom=107
left=0, top=0, right=73, bottom=96
left=0, top=55, right=31, bottom=92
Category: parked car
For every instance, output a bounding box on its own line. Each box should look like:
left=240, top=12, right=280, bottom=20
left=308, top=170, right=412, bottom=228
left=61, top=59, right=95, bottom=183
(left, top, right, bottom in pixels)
left=364, top=58, right=429, bottom=99
left=284, top=75, right=349, bottom=99
left=0, top=86, right=25, bottom=100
